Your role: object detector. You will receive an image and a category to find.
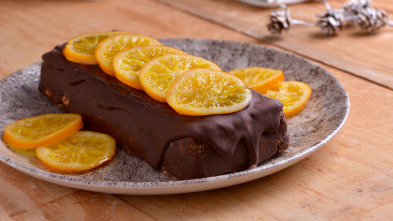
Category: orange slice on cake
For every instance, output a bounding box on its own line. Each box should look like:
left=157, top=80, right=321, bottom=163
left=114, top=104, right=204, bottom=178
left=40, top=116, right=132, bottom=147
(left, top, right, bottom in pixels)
left=95, top=33, right=162, bottom=75
left=167, top=69, right=252, bottom=116
left=139, top=54, right=222, bottom=102
left=113, top=45, right=187, bottom=90
left=63, top=31, right=130, bottom=65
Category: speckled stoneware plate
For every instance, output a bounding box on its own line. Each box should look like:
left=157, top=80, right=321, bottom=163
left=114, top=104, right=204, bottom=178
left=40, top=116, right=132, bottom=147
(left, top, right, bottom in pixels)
left=0, top=39, right=349, bottom=195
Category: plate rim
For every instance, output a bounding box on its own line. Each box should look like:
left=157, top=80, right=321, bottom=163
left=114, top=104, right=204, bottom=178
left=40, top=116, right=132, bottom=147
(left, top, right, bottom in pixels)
left=0, top=38, right=350, bottom=195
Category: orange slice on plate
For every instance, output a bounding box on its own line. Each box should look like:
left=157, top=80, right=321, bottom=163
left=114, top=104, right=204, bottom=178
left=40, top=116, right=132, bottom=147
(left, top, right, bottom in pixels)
left=95, top=33, right=162, bottom=75
left=139, top=54, right=222, bottom=102
left=113, top=45, right=187, bottom=90
left=3, top=113, right=83, bottom=149
left=228, top=67, right=284, bottom=93
left=167, top=69, right=252, bottom=116
left=63, top=31, right=130, bottom=65
left=35, top=131, right=116, bottom=172
left=264, top=81, right=312, bottom=118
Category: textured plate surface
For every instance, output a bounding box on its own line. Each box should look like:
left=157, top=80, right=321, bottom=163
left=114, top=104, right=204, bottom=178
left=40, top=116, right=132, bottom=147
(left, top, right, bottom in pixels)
left=0, top=39, right=349, bottom=195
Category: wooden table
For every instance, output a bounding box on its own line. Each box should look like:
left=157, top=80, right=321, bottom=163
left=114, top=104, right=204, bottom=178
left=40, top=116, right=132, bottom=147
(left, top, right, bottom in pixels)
left=0, top=0, right=392, bottom=220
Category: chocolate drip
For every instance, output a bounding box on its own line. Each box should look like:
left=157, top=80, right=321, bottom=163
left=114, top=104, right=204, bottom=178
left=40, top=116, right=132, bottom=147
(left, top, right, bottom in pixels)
left=40, top=45, right=284, bottom=170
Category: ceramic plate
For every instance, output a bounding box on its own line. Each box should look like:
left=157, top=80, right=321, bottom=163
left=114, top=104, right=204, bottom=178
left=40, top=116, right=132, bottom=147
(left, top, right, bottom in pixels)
left=0, top=39, right=349, bottom=195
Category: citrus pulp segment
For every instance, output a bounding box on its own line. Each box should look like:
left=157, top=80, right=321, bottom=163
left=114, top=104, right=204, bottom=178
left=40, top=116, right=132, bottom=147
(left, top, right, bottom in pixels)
left=2, top=113, right=83, bottom=149
left=228, top=67, right=284, bottom=93
left=139, top=54, right=222, bottom=102
left=264, top=81, right=312, bottom=118
left=166, top=69, right=252, bottom=116
left=35, top=131, right=116, bottom=172
left=95, top=33, right=162, bottom=75
left=63, top=31, right=130, bottom=65
left=113, top=46, right=187, bottom=90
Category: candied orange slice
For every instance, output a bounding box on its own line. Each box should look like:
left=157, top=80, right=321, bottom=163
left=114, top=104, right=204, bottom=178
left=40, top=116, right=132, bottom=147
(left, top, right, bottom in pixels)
left=264, top=81, right=312, bottom=118
left=113, top=46, right=187, bottom=90
left=95, top=33, right=162, bottom=75
left=139, top=54, right=222, bottom=102
left=167, top=69, right=252, bottom=116
left=2, top=113, right=83, bottom=149
left=63, top=31, right=130, bottom=65
left=35, top=131, right=116, bottom=172
left=228, top=67, right=284, bottom=94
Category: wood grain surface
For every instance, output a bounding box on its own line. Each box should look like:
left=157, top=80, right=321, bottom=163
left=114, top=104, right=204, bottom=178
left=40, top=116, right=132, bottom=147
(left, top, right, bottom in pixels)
left=0, top=0, right=392, bottom=220
left=156, top=0, right=393, bottom=89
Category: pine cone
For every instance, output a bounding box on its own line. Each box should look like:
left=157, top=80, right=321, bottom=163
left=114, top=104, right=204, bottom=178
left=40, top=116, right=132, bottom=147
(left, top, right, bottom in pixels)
left=317, top=9, right=345, bottom=35
left=356, top=7, right=389, bottom=33
left=343, top=0, right=371, bottom=15
left=267, top=8, right=291, bottom=34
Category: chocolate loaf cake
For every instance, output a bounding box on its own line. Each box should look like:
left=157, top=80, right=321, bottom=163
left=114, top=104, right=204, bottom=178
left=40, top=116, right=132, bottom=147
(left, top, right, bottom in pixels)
left=39, top=44, right=289, bottom=180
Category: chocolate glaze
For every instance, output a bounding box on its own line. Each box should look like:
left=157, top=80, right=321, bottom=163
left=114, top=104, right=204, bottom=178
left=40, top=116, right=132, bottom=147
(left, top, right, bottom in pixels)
left=39, top=44, right=288, bottom=178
